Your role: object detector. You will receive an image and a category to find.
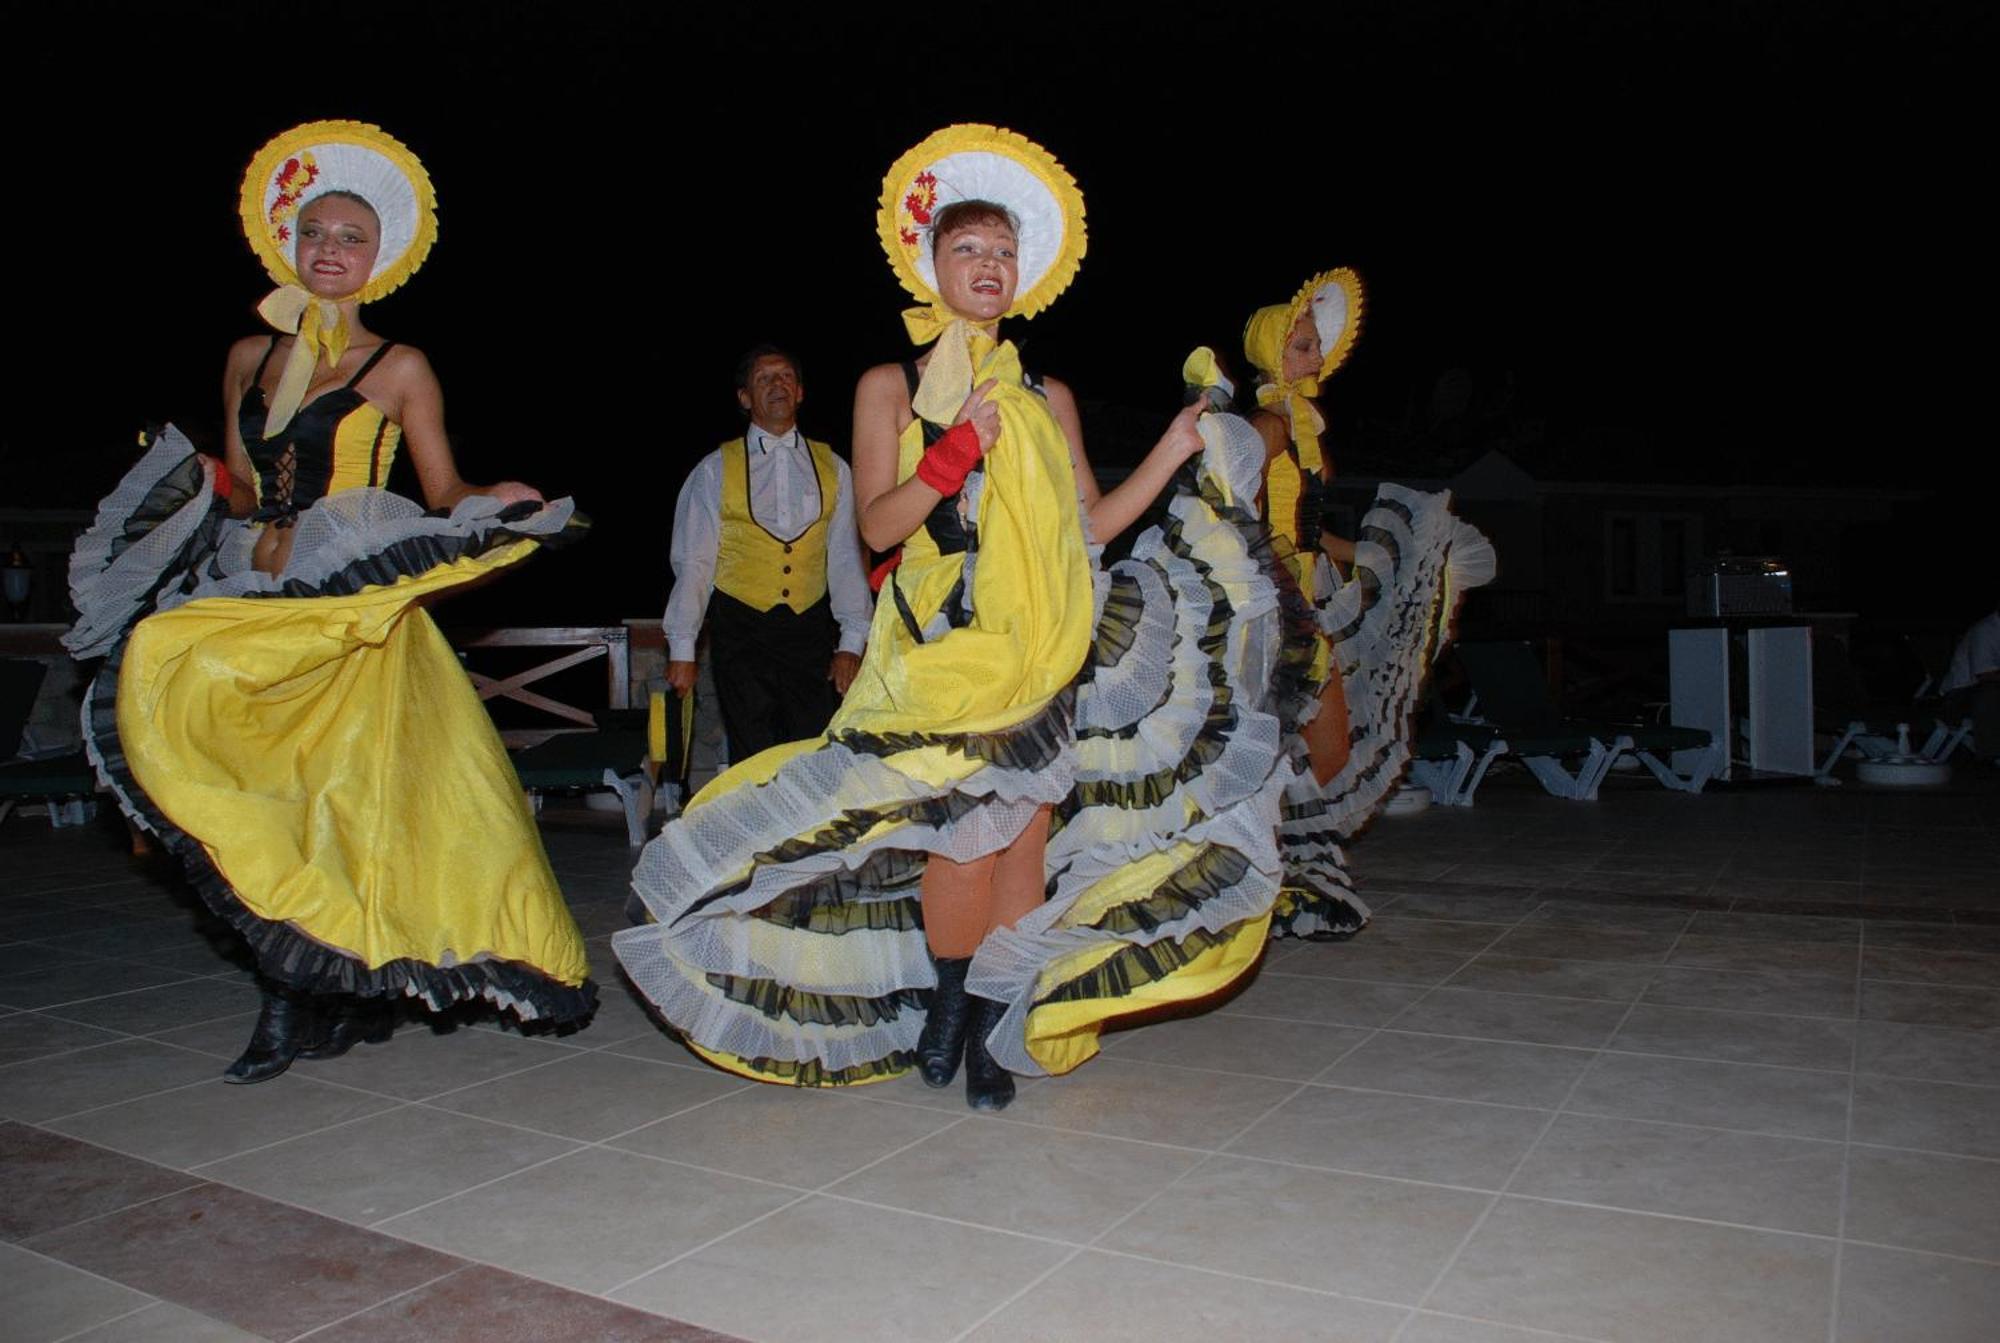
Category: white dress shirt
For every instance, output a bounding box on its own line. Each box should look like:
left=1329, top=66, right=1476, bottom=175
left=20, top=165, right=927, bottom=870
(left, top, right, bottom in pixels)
left=663, top=425, right=872, bottom=662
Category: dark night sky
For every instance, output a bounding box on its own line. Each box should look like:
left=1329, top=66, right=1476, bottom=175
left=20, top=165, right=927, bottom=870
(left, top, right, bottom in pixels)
left=8, top=0, right=1989, bottom=621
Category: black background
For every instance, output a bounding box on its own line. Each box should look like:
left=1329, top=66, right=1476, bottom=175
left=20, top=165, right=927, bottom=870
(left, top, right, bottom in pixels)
left=8, top=0, right=1989, bottom=622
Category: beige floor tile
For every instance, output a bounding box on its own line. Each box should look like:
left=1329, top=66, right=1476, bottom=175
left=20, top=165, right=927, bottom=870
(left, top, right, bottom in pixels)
left=0, top=1039, right=219, bottom=1123
left=1683, top=912, right=1861, bottom=944
left=49, top=1073, right=401, bottom=1169
left=1213, top=971, right=1428, bottom=1027
left=1400, top=1315, right=1609, bottom=1343
left=1445, top=956, right=1657, bottom=1003
left=379, top=1146, right=797, bottom=1292
left=1439, top=863, right=1576, bottom=888
left=832, top=1117, right=1202, bottom=1240
left=613, top=1085, right=958, bottom=1187
left=1388, top=988, right=1629, bottom=1049
left=611, top=1194, right=1068, bottom=1343
left=0, top=1241, right=155, bottom=1342
left=592, top=1024, right=738, bottom=1070
left=571, top=976, right=669, bottom=1046
left=999, top=1057, right=1297, bottom=1148
left=0, top=959, right=194, bottom=1011
left=1363, top=891, right=1539, bottom=924
left=1227, top=1086, right=1549, bottom=1189
left=1428, top=1196, right=1834, bottom=1342
left=1520, top=902, right=1693, bottom=933
left=1566, top=1053, right=1849, bottom=1140
left=1835, top=1244, right=2000, bottom=1343
left=196, top=1103, right=578, bottom=1224
left=42, top=978, right=262, bottom=1035
left=0, top=1012, right=125, bottom=1067
left=299, top=1022, right=576, bottom=1100
left=1853, top=1019, right=2000, bottom=1086
left=1559, top=871, right=1715, bottom=897
left=1278, top=942, right=1474, bottom=986
left=1488, top=924, right=1680, bottom=965
left=65, top=1299, right=284, bottom=1340
left=1321, top=1033, right=1592, bottom=1108
left=1666, top=936, right=1859, bottom=976
left=1642, top=967, right=1856, bottom=1018
left=1357, top=918, right=1514, bottom=955
left=1098, top=1154, right=1489, bottom=1303
left=1859, top=980, right=2000, bottom=1030
left=846, top=1066, right=1052, bottom=1114
left=1862, top=922, right=2000, bottom=953
left=965, top=1249, right=1407, bottom=1342
left=428, top=1048, right=747, bottom=1141
left=1851, top=1074, right=2000, bottom=1158
left=1509, top=1112, right=1844, bottom=1234
left=1845, top=1146, right=2000, bottom=1260
left=1097, top=1012, right=1369, bottom=1081
left=146, top=1012, right=261, bottom=1060
left=1609, top=1004, right=1855, bottom=1071
left=1863, top=946, right=2000, bottom=989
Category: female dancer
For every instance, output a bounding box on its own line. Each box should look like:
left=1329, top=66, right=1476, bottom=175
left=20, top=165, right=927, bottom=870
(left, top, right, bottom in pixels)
left=65, top=121, right=593, bottom=1084
left=1243, top=272, right=1496, bottom=938
left=618, top=125, right=1298, bottom=1109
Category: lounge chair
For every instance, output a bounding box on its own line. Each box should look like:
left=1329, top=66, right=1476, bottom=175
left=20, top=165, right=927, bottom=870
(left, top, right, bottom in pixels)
left=0, top=658, right=98, bottom=828
left=1455, top=640, right=1717, bottom=800
left=1405, top=704, right=1507, bottom=806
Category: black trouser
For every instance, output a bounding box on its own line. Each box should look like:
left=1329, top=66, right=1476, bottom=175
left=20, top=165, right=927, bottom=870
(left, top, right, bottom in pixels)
left=708, top=590, right=841, bottom=761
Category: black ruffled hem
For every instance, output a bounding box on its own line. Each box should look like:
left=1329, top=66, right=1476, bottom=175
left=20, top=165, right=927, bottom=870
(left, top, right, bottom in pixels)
left=678, top=787, right=998, bottom=924
left=750, top=848, right=926, bottom=934
left=832, top=685, right=1077, bottom=774
left=732, top=1049, right=918, bottom=1087
left=1036, top=918, right=1252, bottom=1009
left=709, top=972, right=927, bottom=1028
left=265, top=503, right=591, bottom=601
left=1084, top=844, right=1256, bottom=937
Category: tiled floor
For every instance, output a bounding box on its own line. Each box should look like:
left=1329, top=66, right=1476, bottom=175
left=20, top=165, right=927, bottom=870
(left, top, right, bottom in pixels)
left=3, top=767, right=1997, bottom=1342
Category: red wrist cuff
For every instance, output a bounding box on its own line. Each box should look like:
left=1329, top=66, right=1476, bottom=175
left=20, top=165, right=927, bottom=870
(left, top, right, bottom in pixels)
left=210, top=459, right=233, bottom=501
left=914, top=420, right=984, bottom=495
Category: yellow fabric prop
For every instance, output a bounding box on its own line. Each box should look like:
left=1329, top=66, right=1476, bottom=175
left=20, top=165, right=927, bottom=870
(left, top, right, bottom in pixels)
left=116, top=547, right=589, bottom=998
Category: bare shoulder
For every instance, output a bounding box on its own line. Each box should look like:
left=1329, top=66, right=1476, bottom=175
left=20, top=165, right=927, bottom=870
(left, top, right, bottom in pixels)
left=376, top=341, right=436, bottom=382
left=1249, top=406, right=1289, bottom=454
left=225, top=334, right=272, bottom=378
left=855, top=362, right=907, bottom=400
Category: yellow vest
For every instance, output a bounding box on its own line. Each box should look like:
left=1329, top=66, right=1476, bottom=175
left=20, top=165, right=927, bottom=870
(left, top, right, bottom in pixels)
left=714, top=435, right=839, bottom=613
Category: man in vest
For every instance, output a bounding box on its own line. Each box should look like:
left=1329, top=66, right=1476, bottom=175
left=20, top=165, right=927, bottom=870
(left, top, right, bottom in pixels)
left=664, top=345, right=872, bottom=761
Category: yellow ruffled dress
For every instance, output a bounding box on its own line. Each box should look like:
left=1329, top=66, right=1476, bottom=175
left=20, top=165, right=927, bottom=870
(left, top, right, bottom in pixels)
left=1243, top=274, right=1499, bottom=938
left=67, top=428, right=594, bottom=1020
left=617, top=347, right=1299, bottom=1084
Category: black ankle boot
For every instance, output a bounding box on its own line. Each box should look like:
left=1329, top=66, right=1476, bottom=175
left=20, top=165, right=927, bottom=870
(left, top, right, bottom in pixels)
left=963, top=994, right=1015, bottom=1112
left=916, top=956, right=973, bottom=1088
left=223, top=985, right=325, bottom=1085
left=296, top=995, right=396, bottom=1061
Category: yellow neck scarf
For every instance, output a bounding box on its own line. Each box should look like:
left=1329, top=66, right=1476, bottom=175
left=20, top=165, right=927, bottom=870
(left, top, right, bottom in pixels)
left=255, top=286, right=355, bottom=437
left=1253, top=381, right=1327, bottom=474
left=903, top=304, right=999, bottom=426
